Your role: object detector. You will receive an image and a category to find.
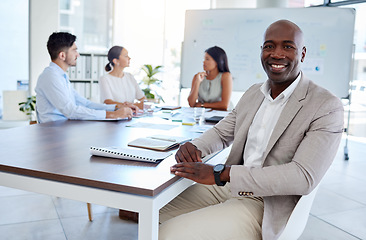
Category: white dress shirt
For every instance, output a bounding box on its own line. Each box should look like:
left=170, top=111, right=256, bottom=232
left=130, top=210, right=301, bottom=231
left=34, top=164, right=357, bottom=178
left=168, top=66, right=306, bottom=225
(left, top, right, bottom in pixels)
left=35, top=62, right=116, bottom=123
left=243, top=73, right=301, bottom=167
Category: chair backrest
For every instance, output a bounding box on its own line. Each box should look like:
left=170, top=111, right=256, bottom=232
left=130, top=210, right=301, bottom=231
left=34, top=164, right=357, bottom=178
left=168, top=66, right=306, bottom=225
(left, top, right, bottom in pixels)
left=277, top=184, right=320, bottom=240
left=35, top=106, right=40, bottom=124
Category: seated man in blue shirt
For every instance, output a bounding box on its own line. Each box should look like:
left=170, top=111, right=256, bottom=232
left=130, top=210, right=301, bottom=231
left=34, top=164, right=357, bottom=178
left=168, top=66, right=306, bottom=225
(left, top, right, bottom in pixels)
left=36, top=32, right=136, bottom=123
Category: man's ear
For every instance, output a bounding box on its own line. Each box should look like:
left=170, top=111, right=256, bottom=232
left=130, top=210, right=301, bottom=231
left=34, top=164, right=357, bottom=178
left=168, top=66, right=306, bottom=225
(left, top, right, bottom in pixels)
left=301, top=46, right=306, bottom=63
left=59, top=51, right=66, bottom=61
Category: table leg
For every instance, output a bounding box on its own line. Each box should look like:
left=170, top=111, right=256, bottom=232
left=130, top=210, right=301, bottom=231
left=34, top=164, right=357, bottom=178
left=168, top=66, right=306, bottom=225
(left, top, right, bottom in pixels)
left=138, top=206, right=159, bottom=240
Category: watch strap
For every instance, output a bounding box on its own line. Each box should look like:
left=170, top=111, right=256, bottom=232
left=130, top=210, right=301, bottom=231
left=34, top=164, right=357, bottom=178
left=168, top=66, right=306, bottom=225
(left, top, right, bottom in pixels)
left=214, top=172, right=223, bottom=186
left=214, top=164, right=227, bottom=186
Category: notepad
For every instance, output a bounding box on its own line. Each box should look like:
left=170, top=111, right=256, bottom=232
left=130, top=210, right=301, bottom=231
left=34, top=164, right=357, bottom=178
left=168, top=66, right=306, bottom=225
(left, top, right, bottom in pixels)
left=128, top=134, right=192, bottom=151
left=160, top=106, right=181, bottom=110
left=90, top=146, right=172, bottom=163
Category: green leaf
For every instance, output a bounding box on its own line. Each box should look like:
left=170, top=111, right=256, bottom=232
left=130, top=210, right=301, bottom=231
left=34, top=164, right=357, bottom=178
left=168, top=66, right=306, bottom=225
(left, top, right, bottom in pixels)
left=145, top=92, right=155, bottom=99
left=142, top=66, right=149, bottom=75
left=151, top=65, right=163, bottom=76
left=140, top=65, right=164, bottom=100
left=18, top=96, right=36, bottom=114
left=143, top=64, right=154, bottom=77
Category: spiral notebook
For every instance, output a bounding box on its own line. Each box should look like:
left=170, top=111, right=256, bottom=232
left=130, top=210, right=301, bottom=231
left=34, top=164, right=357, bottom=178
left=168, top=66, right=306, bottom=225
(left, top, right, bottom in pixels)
left=90, top=146, right=172, bottom=163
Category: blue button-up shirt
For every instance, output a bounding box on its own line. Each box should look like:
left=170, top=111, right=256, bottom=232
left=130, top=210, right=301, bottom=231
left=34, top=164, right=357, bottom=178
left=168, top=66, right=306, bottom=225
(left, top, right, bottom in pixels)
left=35, top=62, right=115, bottom=123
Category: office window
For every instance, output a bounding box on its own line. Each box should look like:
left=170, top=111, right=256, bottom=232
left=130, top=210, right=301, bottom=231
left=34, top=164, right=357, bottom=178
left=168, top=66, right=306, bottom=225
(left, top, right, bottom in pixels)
left=162, top=1, right=211, bottom=105
left=60, top=0, right=113, bottom=53
left=113, top=0, right=211, bottom=105
left=338, top=2, right=366, bottom=138
left=305, top=0, right=366, bottom=6
left=0, top=0, right=29, bottom=117
left=331, top=0, right=363, bottom=3
left=304, top=0, right=325, bottom=6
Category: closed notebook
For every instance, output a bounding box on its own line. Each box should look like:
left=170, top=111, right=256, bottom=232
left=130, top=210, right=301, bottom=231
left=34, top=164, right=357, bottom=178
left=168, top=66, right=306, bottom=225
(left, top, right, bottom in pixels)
left=128, top=135, right=191, bottom=151
left=160, top=106, right=181, bottom=110
left=90, top=146, right=172, bottom=163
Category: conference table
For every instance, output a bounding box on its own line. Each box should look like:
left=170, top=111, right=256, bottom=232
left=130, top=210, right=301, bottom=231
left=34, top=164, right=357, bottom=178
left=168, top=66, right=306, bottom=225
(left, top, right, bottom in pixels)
left=0, top=111, right=230, bottom=240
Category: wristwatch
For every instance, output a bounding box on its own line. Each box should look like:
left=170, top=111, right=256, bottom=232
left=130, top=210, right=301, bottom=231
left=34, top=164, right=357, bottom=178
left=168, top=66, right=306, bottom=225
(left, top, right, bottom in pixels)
left=213, top=164, right=227, bottom=186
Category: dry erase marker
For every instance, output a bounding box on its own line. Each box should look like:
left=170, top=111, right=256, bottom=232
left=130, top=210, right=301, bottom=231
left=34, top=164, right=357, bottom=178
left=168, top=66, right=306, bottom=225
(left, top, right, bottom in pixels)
left=171, top=111, right=180, bottom=117
left=182, top=122, right=196, bottom=126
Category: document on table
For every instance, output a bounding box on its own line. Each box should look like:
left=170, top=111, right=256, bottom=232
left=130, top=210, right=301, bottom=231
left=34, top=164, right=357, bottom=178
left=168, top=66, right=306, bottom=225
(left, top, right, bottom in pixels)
left=189, top=125, right=214, bottom=133
left=128, top=135, right=191, bottom=151
left=126, top=122, right=179, bottom=130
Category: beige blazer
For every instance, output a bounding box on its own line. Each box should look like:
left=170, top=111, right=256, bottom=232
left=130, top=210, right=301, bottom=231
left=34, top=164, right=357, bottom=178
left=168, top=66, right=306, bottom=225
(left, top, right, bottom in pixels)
left=192, top=75, right=344, bottom=240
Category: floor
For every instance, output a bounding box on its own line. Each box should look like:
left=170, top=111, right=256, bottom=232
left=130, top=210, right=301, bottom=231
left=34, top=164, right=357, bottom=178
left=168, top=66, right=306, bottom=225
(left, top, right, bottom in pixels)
left=0, top=135, right=365, bottom=240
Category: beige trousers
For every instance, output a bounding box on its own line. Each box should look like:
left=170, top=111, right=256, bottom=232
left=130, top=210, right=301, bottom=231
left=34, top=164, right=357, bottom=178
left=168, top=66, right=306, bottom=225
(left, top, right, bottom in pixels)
left=159, top=183, right=264, bottom=240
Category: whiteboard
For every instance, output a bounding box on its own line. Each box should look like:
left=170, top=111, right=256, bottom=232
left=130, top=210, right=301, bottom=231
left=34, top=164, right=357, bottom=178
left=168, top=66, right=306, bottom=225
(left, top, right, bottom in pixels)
left=180, top=8, right=355, bottom=98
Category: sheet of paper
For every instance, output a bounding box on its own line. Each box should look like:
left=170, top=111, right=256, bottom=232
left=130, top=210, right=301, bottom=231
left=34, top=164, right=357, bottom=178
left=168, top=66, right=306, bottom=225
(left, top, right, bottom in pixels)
left=126, top=122, right=178, bottom=130
left=189, top=125, right=213, bottom=133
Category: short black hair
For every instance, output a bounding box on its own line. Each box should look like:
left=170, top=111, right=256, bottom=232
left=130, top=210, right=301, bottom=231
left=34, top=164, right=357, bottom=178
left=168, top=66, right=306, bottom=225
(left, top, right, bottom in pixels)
left=47, top=32, right=76, bottom=60
left=205, top=46, right=230, bottom=73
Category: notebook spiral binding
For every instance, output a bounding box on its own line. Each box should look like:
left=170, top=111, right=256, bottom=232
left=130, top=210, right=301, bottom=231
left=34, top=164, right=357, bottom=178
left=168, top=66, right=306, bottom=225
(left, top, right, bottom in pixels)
left=89, top=146, right=172, bottom=163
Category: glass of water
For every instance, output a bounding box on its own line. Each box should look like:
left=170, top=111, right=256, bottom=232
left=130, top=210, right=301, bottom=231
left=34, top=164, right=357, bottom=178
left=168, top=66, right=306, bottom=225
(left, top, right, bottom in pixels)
left=143, top=101, right=154, bottom=115
left=193, top=107, right=205, bottom=124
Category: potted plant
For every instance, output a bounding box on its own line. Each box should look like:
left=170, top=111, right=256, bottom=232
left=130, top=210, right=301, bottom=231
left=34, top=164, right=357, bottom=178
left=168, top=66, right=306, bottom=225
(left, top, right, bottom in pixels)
left=140, top=64, right=164, bottom=103
left=18, top=95, right=37, bottom=124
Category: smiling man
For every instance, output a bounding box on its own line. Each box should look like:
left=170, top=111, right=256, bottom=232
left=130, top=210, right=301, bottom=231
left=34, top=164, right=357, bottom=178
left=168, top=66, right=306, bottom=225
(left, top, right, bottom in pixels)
left=159, top=20, right=344, bottom=240
left=35, top=32, right=134, bottom=123
left=261, top=19, right=306, bottom=99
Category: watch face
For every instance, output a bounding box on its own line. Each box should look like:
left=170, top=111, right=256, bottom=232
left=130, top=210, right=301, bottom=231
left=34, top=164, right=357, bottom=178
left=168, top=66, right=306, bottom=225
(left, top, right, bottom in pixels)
left=214, top=164, right=225, bottom=172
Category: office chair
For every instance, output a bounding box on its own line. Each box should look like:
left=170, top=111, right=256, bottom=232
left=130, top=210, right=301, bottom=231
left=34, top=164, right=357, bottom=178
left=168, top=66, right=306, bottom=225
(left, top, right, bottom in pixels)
left=277, top=184, right=320, bottom=240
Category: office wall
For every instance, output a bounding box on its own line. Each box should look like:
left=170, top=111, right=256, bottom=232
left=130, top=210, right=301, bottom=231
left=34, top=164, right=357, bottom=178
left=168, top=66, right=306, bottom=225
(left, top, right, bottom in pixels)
left=29, top=0, right=59, bottom=95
